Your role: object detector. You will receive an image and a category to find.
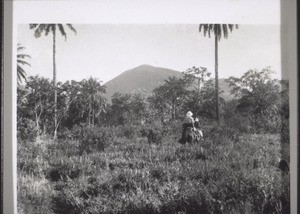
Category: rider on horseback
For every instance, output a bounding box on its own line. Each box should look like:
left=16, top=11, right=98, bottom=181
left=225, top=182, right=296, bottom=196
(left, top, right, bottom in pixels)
left=179, top=111, right=195, bottom=144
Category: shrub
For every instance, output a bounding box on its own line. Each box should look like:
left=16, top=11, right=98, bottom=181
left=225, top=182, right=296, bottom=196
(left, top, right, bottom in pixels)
left=250, top=113, right=281, bottom=134
left=161, top=120, right=182, bottom=137
left=123, top=124, right=138, bottom=139
left=150, top=167, right=166, bottom=180
left=207, top=122, right=239, bottom=144
left=224, top=113, right=252, bottom=134
left=45, top=162, right=81, bottom=182
left=70, top=124, right=84, bottom=140
left=18, top=141, right=46, bottom=175
left=17, top=118, right=38, bottom=142
left=147, top=129, right=163, bottom=144
left=51, top=191, right=82, bottom=214
left=140, top=122, right=166, bottom=144
left=18, top=175, right=53, bottom=214
left=71, top=124, right=114, bottom=154
left=44, top=140, right=80, bottom=159
left=57, top=127, right=73, bottom=140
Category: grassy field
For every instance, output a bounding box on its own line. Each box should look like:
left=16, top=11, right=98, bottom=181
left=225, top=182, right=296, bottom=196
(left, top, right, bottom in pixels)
left=17, top=124, right=290, bottom=214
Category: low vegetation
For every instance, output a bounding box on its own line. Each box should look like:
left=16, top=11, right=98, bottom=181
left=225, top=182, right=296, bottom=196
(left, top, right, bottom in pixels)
left=18, top=122, right=289, bottom=214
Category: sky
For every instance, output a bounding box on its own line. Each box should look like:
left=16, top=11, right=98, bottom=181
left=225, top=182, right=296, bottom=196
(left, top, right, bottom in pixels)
left=17, top=24, right=283, bottom=83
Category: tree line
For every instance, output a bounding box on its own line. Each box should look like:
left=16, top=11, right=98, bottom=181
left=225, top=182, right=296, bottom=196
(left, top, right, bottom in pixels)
left=17, top=66, right=289, bottom=141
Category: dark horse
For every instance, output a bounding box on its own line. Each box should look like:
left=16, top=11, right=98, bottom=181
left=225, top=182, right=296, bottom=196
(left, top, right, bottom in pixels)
left=179, top=126, right=202, bottom=144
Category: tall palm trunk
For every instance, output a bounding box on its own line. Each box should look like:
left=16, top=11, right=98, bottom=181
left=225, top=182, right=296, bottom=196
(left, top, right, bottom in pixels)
left=171, top=101, right=175, bottom=119
left=92, top=95, right=95, bottom=125
left=197, top=77, right=201, bottom=111
left=88, top=101, right=91, bottom=125
left=53, top=28, right=58, bottom=140
left=215, top=33, right=220, bottom=123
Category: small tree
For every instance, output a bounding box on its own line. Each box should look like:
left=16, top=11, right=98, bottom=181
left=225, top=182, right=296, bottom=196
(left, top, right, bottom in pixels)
left=79, top=77, right=106, bottom=126
left=184, top=79, right=225, bottom=119
left=130, top=94, right=148, bottom=123
left=183, top=66, right=211, bottom=115
left=183, top=66, right=211, bottom=94
left=226, top=67, right=280, bottom=115
left=226, top=67, right=282, bottom=132
left=54, top=80, right=82, bottom=135
left=110, top=92, right=132, bottom=125
left=25, top=76, right=53, bottom=136
left=163, top=76, right=189, bottom=119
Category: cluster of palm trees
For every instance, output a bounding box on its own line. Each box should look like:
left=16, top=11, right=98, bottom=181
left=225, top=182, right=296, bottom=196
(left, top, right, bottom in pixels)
left=18, top=23, right=238, bottom=139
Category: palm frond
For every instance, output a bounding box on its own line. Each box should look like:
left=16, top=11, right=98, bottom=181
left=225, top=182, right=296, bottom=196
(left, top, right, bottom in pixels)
left=199, top=24, right=203, bottom=32
left=17, top=59, right=31, bottom=67
left=208, top=24, right=214, bottom=38
left=222, top=24, right=229, bottom=39
left=17, top=66, right=27, bottom=83
left=17, top=54, right=31, bottom=59
left=216, top=25, right=222, bottom=41
left=67, top=24, right=77, bottom=35
left=17, top=44, right=30, bottom=84
left=203, top=25, right=209, bottom=37
left=57, top=24, right=67, bottom=40
left=17, top=45, right=25, bottom=51
left=29, top=24, right=38, bottom=29
left=34, top=24, right=45, bottom=38
left=45, top=24, right=55, bottom=36
left=228, top=24, right=234, bottom=32
left=213, top=25, right=218, bottom=39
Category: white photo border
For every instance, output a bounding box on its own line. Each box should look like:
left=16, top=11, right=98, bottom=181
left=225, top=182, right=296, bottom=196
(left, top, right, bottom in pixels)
left=3, top=0, right=297, bottom=213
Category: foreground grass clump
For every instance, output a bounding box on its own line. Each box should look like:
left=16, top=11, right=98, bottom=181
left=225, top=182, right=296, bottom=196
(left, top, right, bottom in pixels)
left=18, top=125, right=289, bottom=214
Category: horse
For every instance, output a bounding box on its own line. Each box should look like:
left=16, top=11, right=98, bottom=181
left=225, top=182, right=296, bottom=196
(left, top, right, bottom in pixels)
left=179, top=127, right=203, bottom=144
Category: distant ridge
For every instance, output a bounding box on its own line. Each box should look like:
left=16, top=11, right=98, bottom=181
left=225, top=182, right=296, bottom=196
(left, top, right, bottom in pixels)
left=103, top=65, right=183, bottom=100
left=103, top=64, right=233, bottom=101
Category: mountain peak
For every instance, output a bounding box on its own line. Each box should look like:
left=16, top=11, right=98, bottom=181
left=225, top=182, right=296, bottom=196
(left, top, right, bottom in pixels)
left=104, top=65, right=182, bottom=100
left=135, top=64, right=154, bottom=69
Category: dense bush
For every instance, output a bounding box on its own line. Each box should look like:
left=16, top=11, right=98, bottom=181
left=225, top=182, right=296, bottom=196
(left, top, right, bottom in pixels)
left=45, top=164, right=81, bottom=182
left=249, top=114, right=281, bottom=134
left=206, top=122, right=239, bottom=144
left=17, top=118, right=38, bottom=142
left=123, top=125, right=136, bottom=139
left=223, top=109, right=283, bottom=135
left=223, top=112, right=252, bottom=134
left=71, top=124, right=115, bottom=154
left=147, top=128, right=163, bottom=144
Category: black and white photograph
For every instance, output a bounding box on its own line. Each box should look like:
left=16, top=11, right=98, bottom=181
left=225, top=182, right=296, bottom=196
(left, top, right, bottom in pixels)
left=16, top=23, right=290, bottom=214
left=3, top=0, right=297, bottom=213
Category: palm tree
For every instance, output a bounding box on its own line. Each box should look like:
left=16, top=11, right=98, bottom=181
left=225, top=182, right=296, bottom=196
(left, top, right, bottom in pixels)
left=29, top=24, right=76, bottom=139
left=199, top=24, right=238, bottom=123
left=80, top=77, right=106, bottom=126
left=17, top=44, right=31, bottom=84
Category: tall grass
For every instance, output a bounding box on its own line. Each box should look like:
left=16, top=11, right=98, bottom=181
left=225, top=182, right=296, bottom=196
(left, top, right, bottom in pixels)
left=18, top=123, right=289, bottom=214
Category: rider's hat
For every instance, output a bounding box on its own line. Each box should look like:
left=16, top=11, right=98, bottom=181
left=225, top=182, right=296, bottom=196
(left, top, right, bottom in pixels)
left=186, top=111, right=193, bottom=117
